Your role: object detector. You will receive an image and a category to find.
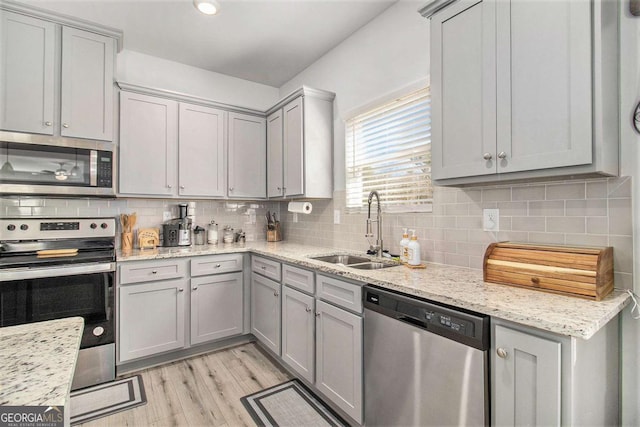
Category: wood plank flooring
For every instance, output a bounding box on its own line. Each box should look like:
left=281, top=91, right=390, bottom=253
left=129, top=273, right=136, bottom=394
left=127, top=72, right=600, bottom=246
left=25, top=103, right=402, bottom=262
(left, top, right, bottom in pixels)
left=80, top=343, right=292, bottom=427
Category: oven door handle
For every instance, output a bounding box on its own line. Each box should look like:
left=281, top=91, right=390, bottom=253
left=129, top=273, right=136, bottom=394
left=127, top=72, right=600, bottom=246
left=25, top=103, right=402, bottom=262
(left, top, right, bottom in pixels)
left=0, top=262, right=116, bottom=282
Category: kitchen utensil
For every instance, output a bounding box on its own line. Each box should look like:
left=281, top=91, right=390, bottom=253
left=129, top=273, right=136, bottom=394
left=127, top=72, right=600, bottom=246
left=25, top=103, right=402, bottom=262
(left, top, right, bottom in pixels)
left=121, top=232, right=133, bottom=252
left=1, top=144, right=14, bottom=174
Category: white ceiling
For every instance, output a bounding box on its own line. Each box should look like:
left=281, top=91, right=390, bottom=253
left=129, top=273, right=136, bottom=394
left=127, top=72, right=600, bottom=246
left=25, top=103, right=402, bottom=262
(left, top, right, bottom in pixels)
left=21, top=0, right=397, bottom=87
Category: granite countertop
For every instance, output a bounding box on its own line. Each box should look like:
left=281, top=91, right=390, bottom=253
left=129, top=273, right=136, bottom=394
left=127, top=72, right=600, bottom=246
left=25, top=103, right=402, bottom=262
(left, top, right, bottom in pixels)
left=0, top=317, right=84, bottom=406
left=118, top=242, right=630, bottom=340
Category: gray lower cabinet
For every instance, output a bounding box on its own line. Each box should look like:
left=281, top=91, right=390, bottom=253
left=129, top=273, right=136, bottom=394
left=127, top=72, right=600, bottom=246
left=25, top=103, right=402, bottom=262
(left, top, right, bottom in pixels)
left=250, top=272, right=281, bottom=354
left=118, top=254, right=244, bottom=364
left=491, top=318, right=620, bottom=426
left=119, top=278, right=187, bottom=362
left=315, top=299, right=363, bottom=424
left=190, top=272, right=243, bottom=345
left=281, top=286, right=315, bottom=383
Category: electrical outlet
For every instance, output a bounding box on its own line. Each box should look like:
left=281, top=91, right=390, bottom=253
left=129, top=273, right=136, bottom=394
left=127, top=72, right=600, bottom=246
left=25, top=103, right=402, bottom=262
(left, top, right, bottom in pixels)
left=162, top=211, right=172, bottom=222
left=483, top=209, right=499, bottom=232
left=334, top=209, right=341, bottom=224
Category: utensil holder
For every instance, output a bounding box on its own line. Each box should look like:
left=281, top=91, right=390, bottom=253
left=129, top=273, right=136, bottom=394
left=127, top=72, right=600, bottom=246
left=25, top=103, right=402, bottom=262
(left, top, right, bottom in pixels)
left=267, top=223, right=282, bottom=242
left=121, top=232, right=133, bottom=252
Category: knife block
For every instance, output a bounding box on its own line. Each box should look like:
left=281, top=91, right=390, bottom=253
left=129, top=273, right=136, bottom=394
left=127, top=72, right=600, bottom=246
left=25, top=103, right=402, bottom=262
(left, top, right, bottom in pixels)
left=267, top=223, right=282, bottom=242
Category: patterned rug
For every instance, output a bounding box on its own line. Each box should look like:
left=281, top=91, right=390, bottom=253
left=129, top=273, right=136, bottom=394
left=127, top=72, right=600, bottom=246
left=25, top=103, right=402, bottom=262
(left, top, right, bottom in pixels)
left=70, top=375, right=146, bottom=425
left=241, top=379, right=347, bottom=427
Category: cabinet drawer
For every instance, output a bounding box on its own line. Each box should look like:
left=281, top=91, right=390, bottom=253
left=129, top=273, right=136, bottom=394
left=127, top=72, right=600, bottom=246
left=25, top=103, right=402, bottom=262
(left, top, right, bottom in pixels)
left=252, top=256, right=281, bottom=282
left=191, top=254, right=243, bottom=276
left=119, top=259, right=187, bottom=284
left=282, top=264, right=315, bottom=294
left=316, top=274, right=363, bottom=314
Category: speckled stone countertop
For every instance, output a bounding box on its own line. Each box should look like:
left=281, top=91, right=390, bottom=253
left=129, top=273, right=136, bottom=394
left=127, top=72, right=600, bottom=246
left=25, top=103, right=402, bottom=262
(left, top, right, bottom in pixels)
left=118, top=242, right=630, bottom=340
left=0, top=317, right=83, bottom=406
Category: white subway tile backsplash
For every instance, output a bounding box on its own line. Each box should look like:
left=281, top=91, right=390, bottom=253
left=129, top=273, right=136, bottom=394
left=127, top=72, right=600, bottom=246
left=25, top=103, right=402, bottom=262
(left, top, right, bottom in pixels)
left=546, top=217, right=585, bottom=233
left=564, top=233, right=608, bottom=247
left=512, top=216, right=545, bottom=232
left=546, top=182, right=585, bottom=200
left=609, top=198, right=633, bottom=236
left=586, top=217, right=609, bottom=235
left=496, top=201, right=528, bottom=216
left=512, top=185, right=545, bottom=201
left=586, top=181, right=608, bottom=199
left=608, top=177, right=632, bottom=198
left=527, top=232, right=566, bottom=245
left=444, top=228, right=468, bottom=242
left=482, top=188, right=511, bottom=202
left=609, top=235, right=633, bottom=274
left=528, top=200, right=565, bottom=216
left=566, top=199, right=607, bottom=217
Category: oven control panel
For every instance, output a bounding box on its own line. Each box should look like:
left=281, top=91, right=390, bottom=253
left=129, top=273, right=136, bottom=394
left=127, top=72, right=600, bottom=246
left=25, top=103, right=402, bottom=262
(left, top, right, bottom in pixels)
left=0, top=218, right=115, bottom=240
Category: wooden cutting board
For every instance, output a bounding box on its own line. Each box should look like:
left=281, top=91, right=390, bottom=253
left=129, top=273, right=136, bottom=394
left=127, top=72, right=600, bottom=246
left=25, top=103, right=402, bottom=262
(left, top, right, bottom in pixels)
left=483, top=242, right=613, bottom=301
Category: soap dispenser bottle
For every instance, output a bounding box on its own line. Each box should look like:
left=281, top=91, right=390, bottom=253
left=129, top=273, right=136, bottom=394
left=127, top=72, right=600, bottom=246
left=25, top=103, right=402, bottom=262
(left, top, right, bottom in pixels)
left=400, top=228, right=410, bottom=263
left=407, top=229, right=421, bottom=266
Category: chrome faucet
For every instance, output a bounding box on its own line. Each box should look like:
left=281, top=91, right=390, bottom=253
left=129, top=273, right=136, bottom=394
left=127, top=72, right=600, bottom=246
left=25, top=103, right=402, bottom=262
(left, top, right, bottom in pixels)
left=365, top=190, right=383, bottom=257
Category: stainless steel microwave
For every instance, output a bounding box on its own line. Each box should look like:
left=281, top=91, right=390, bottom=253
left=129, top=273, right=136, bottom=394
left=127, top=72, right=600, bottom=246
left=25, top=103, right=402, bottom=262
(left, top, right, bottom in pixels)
left=0, top=132, right=115, bottom=196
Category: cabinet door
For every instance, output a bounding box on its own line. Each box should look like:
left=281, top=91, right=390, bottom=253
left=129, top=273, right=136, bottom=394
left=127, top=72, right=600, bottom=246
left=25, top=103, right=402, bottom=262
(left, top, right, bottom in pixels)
left=60, top=27, right=114, bottom=141
left=190, top=272, right=243, bottom=345
left=283, top=97, right=304, bottom=196
left=0, top=12, right=55, bottom=135
left=315, top=300, right=363, bottom=424
left=228, top=112, right=266, bottom=198
left=119, top=279, right=186, bottom=362
left=496, top=0, right=591, bottom=173
left=178, top=103, right=225, bottom=197
left=282, top=286, right=315, bottom=383
left=267, top=109, right=284, bottom=198
left=430, top=0, right=496, bottom=180
left=119, top=91, right=177, bottom=196
left=250, top=272, right=281, bottom=355
left=493, top=325, right=561, bottom=426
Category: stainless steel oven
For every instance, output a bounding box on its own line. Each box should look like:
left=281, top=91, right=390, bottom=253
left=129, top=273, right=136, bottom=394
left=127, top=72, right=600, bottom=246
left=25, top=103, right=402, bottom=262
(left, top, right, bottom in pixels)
left=0, top=218, right=116, bottom=390
left=0, top=132, right=114, bottom=196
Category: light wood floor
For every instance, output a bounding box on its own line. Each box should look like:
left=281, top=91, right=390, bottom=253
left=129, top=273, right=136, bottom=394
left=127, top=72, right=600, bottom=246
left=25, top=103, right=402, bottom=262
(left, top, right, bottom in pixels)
left=81, top=343, right=292, bottom=427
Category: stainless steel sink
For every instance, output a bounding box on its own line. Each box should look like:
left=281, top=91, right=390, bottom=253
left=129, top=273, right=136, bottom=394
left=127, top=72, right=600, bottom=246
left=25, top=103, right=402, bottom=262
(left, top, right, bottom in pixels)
left=310, top=255, right=371, bottom=265
left=348, top=261, right=398, bottom=270
left=310, top=254, right=400, bottom=270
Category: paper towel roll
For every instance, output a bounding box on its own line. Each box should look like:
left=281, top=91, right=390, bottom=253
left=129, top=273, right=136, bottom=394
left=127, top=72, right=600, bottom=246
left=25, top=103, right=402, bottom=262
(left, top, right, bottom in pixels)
left=288, top=201, right=313, bottom=214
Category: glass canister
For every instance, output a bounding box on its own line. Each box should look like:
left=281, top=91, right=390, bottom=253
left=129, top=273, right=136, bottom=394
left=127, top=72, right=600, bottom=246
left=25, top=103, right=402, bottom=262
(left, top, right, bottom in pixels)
left=223, top=226, right=234, bottom=243
left=207, top=221, right=218, bottom=245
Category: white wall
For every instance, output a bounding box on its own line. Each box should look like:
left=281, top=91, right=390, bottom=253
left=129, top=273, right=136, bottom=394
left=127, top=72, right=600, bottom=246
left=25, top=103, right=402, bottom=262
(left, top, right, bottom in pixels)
left=619, top=1, right=640, bottom=424
left=117, top=49, right=280, bottom=111
left=279, top=0, right=429, bottom=190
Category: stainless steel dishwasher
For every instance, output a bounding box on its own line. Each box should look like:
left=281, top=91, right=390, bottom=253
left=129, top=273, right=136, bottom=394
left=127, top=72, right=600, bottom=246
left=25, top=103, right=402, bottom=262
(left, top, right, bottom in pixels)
left=363, top=285, right=490, bottom=426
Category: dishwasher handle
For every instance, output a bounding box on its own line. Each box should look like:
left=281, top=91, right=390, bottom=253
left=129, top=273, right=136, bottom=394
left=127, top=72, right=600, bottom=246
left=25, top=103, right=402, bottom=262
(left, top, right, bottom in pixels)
left=397, top=315, right=429, bottom=330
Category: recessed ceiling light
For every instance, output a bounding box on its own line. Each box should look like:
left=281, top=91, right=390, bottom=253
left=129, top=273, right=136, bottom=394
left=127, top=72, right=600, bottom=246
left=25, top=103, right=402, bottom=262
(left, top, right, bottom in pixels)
left=194, top=0, right=220, bottom=15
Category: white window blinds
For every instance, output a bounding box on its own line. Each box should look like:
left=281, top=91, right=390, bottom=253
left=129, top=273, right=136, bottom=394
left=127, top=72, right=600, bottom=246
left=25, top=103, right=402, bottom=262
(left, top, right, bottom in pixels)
left=345, top=87, right=432, bottom=212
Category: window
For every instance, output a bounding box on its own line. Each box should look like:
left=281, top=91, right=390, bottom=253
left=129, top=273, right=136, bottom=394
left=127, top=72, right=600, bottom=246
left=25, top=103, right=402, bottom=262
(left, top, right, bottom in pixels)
left=345, top=87, right=432, bottom=212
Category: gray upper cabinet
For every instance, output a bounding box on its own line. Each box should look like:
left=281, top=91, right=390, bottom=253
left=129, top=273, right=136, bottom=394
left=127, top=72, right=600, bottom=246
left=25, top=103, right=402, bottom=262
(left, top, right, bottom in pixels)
left=425, top=0, right=619, bottom=185
left=267, top=109, right=284, bottom=198
left=179, top=103, right=226, bottom=198
left=266, top=88, right=335, bottom=199
left=119, top=91, right=178, bottom=196
left=0, top=11, right=55, bottom=135
left=228, top=112, right=266, bottom=199
left=60, top=27, right=114, bottom=141
left=0, top=10, right=116, bottom=141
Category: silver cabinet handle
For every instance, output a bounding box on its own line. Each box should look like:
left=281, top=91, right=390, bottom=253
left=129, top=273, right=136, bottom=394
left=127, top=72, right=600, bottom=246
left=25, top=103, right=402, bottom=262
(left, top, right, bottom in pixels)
left=483, top=153, right=493, bottom=160
left=305, top=307, right=312, bottom=312
left=229, top=187, right=234, bottom=192
left=315, top=312, right=320, bottom=317
left=261, top=266, right=267, bottom=270
left=498, top=152, right=507, bottom=159
left=180, top=185, right=185, bottom=189
left=277, top=186, right=281, bottom=191
left=274, top=291, right=279, bottom=297
left=178, top=288, right=184, bottom=292
left=215, top=263, right=221, bottom=268
left=167, top=184, right=172, bottom=189
left=45, top=121, right=52, bottom=126
left=151, top=270, right=158, bottom=274
left=497, top=348, right=508, bottom=359
left=192, top=286, right=198, bottom=290
left=62, top=123, right=69, bottom=128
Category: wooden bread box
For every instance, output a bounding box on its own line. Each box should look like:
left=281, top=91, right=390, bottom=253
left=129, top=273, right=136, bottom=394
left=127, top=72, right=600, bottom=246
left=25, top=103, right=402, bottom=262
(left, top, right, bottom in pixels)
left=483, top=242, right=614, bottom=301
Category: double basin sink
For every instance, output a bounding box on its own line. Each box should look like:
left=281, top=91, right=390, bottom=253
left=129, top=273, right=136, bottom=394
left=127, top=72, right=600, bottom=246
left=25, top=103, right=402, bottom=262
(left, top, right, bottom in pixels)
left=310, top=254, right=399, bottom=270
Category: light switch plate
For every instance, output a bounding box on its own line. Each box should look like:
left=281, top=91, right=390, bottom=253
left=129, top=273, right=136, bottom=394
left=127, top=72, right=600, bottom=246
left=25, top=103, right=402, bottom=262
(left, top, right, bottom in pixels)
left=483, top=209, right=499, bottom=232
left=334, top=209, right=341, bottom=224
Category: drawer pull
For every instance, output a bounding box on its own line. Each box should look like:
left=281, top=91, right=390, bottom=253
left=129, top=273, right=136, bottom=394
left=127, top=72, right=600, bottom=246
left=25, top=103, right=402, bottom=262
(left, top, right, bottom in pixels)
left=261, top=266, right=267, bottom=270
left=215, top=264, right=221, bottom=268
left=315, top=312, right=320, bottom=317
left=178, top=288, right=184, bottom=292
left=306, top=307, right=312, bottom=312
left=151, top=270, right=158, bottom=274
left=193, top=286, right=198, bottom=291
left=531, top=277, right=540, bottom=286
left=274, top=291, right=279, bottom=297
left=497, top=348, right=508, bottom=359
